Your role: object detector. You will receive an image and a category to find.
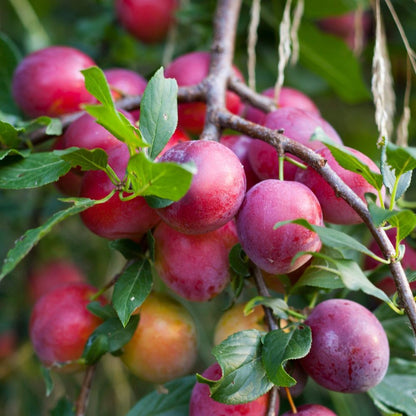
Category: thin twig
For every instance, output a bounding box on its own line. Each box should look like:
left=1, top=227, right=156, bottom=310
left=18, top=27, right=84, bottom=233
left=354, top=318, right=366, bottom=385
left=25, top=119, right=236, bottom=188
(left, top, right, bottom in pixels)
left=75, top=365, right=96, bottom=416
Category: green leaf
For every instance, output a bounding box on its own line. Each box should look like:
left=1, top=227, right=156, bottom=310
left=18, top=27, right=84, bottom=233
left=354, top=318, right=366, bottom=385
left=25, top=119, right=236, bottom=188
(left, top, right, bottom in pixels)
left=229, top=243, right=250, bottom=277
left=140, top=67, right=178, bottom=160
left=0, top=33, right=21, bottom=114
left=87, top=302, right=118, bottom=320
left=24, top=116, right=63, bottom=137
left=40, top=366, right=54, bottom=397
left=197, top=329, right=273, bottom=404
left=0, top=197, right=96, bottom=281
left=0, top=120, right=22, bottom=148
left=0, top=148, right=30, bottom=160
left=388, top=210, right=416, bottom=242
left=244, top=296, right=289, bottom=320
left=299, top=22, right=370, bottom=103
left=82, top=67, right=148, bottom=150
left=50, top=397, right=75, bottom=416
left=368, top=358, right=416, bottom=416
left=0, top=152, right=71, bottom=189
left=109, top=239, right=143, bottom=259
left=127, top=152, right=196, bottom=199
left=144, top=195, right=174, bottom=208
left=262, top=326, right=312, bottom=387
left=55, top=147, right=108, bottom=172
left=312, top=128, right=383, bottom=191
left=126, top=375, right=195, bottom=416
left=303, top=0, right=366, bottom=19
left=385, top=143, right=416, bottom=176
left=112, top=259, right=153, bottom=327
left=82, top=315, right=140, bottom=364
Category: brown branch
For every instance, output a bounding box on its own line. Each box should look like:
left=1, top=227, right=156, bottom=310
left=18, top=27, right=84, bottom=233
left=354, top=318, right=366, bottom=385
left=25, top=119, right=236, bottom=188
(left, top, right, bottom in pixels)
left=75, top=364, right=96, bottom=416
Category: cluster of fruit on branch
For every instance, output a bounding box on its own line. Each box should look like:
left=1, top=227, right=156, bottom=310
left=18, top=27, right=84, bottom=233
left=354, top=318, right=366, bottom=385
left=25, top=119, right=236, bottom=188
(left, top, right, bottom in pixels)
left=1, top=0, right=416, bottom=415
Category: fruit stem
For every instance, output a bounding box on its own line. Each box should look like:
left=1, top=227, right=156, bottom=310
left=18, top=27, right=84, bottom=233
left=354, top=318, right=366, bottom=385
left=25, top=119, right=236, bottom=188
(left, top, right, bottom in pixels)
left=285, top=387, right=298, bottom=414
left=279, top=154, right=284, bottom=181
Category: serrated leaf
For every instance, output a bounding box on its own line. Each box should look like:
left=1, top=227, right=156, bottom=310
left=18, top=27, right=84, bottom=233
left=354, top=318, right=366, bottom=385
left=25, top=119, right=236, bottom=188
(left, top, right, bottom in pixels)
left=0, top=197, right=96, bottom=281
left=197, top=329, right=273, bottom=404
left=385, top=143, right=416, bottom=176
left=50, top=397, right=75, bottom=416
left=229, top=243, right=250, bottom=277
left=312, top=128, right=383, bottom=190
left=299, top=23, right=370, bottom=103
left=0, top=152, right=71, bottom=189
left=140, top=67, right=178, bottom=160
left=82, top=67, right=148, bottom=150
left=109, top=239, right=143, bottom=259
left=127, top=152, right=196, bottom=199
left=82, top=315, right=139, bottom=364
left=0, top=120, right=22, bottom=148
left=126, top=375, right=195, bottom=416
left=112, top=259, right=153, bottom=327
left=368, top=358, right=416, bottom=416
left=0, top=33, right=20, bottom=114
left=262, top=326, right=311, bottom=387
left=388, top=210, right=416, bottom=242
left=55, top=147, right=108, bottom=172
left=244, top=296, right=289, bottom=320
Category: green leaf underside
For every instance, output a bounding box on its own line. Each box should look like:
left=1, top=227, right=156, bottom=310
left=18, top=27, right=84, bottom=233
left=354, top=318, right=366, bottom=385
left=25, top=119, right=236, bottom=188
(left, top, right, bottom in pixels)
left=385, top=143, right=416, bottom=176
left=199, top=330, right=273, bottom=404
left=312, top=128, right=383, bottom=190
left=369, top=358, right=416, bottom=416
left=112, top=259, right=153, bottom=327
left=0, top=198, right=96, bottom=281
left=55, top=147, right=108, bottom=171
left=82, top=66, right=148, bottom=150
left=244, top=296, right=289, bottom=320
left=299, top=23, right=370, bottom=103
left=82, top=315, right=140, bottom=364
left=0, top=148, right=30, bottom=160
left=127, top=152, right=196, bottom=199
left=87, top=302, right=118, bottom=320
left=0, top=120, right=22, bottom=148
left=140, top=67, right=178, bottom=160
left=262, top=326, right=312, bottom=387
left=109, top=239, right=143, bottom=259
left=0, top=152, right=71, bottom=189
left=125, top=375, right=195, bottom=416
left=229, top=243, right=250, bottom=277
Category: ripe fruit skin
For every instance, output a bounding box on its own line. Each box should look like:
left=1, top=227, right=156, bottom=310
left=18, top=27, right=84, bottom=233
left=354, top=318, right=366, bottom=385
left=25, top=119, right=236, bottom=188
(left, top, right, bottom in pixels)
left=28, top=259, right=86, bottom=302
left=121, top=292, right=197, bottom=384
left=12, top=46, right=96, bottom=118
left=245, top=86, right=320, bottom=125
left=300, top=299, right=389, bottom=393
left=103, top=68, right=147, bottom=99
left=248, top=107, right=343, bottom=181
left=80, top=145, right=160, bottom=240
left=29, top=283, right=105, bottom=370
left=213, top=303, right=266, bottom=345
left=236, top=179, right=323, bottom=275
left=281, top=404, right=337, bottom=416
left=165, top=51, right=244, bottom=134
left=115, top=0, right=178, bottom=43
left=220, top=135, right=260, bottom=190
left=157, top=140, right=246, bottom=235
left=157, top=128, right=191, bottom=158
left=295, top=146, right=383, bottom=224
left=189, top=363, right=279, bottom=416
left=154, top=220, right=238, bottom=302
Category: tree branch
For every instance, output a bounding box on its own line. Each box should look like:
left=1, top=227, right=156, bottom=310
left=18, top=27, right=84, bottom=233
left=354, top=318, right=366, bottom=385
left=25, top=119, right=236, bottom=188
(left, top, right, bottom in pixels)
left=75, top=364, right=96, bottom=416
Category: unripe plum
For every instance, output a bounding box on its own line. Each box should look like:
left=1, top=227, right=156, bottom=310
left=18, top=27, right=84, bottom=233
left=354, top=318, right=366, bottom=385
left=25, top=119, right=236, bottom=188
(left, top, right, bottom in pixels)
left=281, top=404, right=337, bottom=416
left=80, top=145, right=160, bottom=240
left=295, top=146, right=383, bottom=224
left=12, top=46, right=96, bottom=118
left=28, top=258, right=86, bottom=302
left=121, top=292, right=197, bottom=384
left=189, top=362, right=279, bottom=416
left=115, top=0, right=178, bottom=43
left=220, top=135, right=260, bottom=190
left=156, top=140, right=246, bottom=235
left=245, top=86, right=320, bottom=125
left=300, top=299, right=389, bottom=393
left=29, top=283, right=106, bottom=370
left=213, top=303, right=266, bottom=345
left=154, top=220, right=238, bottom=302
left=164, top=51, right=244, bottom=134
left=236, top=179, right=323, bottom=275
left=248, top=107, right=343, bottom=181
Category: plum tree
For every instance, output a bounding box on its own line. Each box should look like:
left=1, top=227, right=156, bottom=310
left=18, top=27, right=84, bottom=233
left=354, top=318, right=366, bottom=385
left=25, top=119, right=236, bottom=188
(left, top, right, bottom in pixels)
left=29, top=283, right=106, bottom=371
left=12, top=46, right=96, bottom=118
left=236, top=179, right=323, bottom=274
left=300, top=299, right=390, bottom=393
left=121, top=292, right=198, bottom=384
left=156, top=140, right=246, bottom=234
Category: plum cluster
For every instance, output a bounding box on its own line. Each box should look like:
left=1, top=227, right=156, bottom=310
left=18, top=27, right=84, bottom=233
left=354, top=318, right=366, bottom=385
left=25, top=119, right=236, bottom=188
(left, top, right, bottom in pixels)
left=11, top=11, right=394, bottom=413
